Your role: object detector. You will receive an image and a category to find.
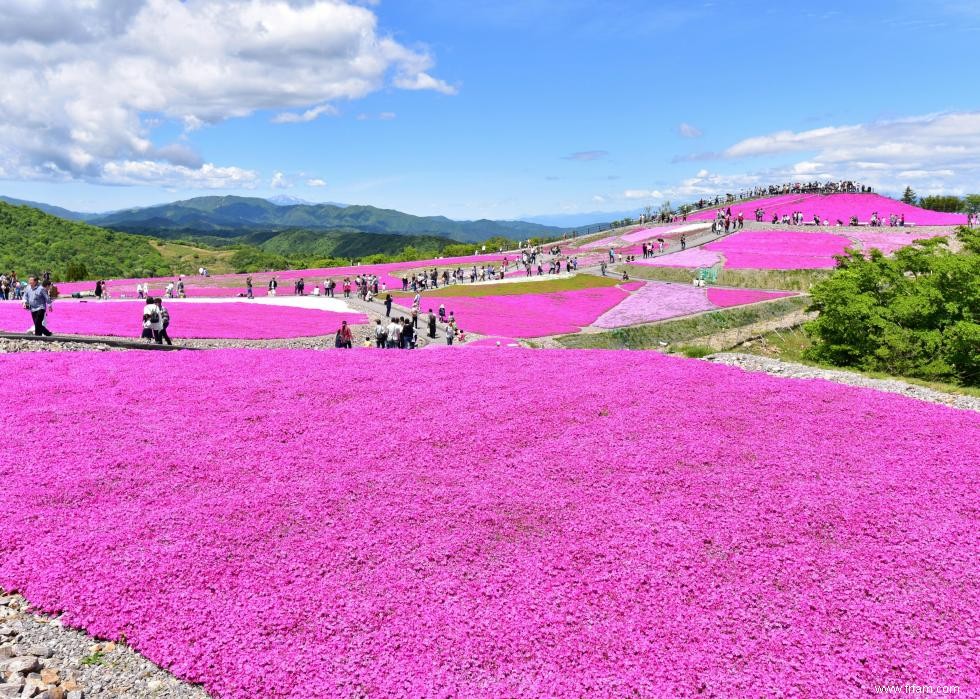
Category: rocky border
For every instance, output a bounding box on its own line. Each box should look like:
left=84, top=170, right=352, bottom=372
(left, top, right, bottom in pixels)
left=706, top=352, right=980, bottom=412
left=0, top=593, right=208, bottom=699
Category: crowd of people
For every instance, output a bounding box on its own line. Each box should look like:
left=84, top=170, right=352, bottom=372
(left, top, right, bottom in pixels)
left=692, top=181, right=871, bottom=210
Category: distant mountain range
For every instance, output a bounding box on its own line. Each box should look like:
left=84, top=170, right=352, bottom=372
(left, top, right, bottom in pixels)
left=0, top=195, right=90, bottom=221
left=1, top=194, right=572, bottom=244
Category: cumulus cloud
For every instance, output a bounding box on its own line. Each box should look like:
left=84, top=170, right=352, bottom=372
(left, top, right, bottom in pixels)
left=270, top=171, right=291, bottom=189
left=563, top=151, right=608, bottom=161
left=678, top=122, right=703, bottom=138
left=306, top=178, right=327, bottom=187
left=717, top=111, right=980, bottom=194
left=0, top=0, right=453, bottom=188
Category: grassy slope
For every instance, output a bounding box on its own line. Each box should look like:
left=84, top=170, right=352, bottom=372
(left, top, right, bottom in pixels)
left=150, top=241, right=238, bottom=275
left=390, top=274, right=622, bottom=298
left=556, top=296, right=811, bottom=349
left=739, top=327, right=980, bottom=399
left=625, top=264, right=831, bottom=291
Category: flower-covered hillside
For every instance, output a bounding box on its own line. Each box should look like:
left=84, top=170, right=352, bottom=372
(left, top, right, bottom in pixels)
left=0, top=349, right=977, bottom=698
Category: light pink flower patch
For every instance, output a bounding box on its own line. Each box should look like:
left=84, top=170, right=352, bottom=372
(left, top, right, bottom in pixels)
left=844, top=229, right=948, bottom=256
left=593, top=281, right=715, bottom=328
left=0, top=349, right=976, bottom=698
left=706, top=288, right=795, bottom=308
left=0, top=301, right=366, bottom=339
left=434, top=286, right=629, bottom=337
left=705, top=231, right=852, bottom=269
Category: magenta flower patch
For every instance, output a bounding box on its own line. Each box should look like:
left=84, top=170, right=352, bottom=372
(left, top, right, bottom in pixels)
left=0, top=349, right=976, bottom=698
left=0, top=300, right=366, bottom=339
left=430, top=286, right=629, bottom=337
left=705, top=231, right=852, bottom=269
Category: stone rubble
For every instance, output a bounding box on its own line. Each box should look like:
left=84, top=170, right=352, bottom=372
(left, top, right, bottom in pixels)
left=707, top=352, right=980, bottom=413
left=0, top=593, right=208, bottom=699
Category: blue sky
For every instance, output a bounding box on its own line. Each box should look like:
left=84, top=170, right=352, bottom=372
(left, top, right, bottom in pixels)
left=1, top=0, right=979, bottom=221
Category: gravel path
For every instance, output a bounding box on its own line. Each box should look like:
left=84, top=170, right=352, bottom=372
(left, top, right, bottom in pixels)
left=707, top=352, right=980, bottom=412
left=1, top=593, right=209, bottom=699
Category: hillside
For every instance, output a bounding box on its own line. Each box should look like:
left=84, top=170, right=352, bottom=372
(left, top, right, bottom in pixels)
left=0, top=195, right=90, bottom=221
left=88, top=195, right=568, bottom=243
left=0, top=201, right=168, bottom=280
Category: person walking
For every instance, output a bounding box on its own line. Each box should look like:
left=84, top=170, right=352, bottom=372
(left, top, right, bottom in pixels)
left=268, top=277, right=278, bottom=297
left=94, top=279, right=103, bottom=299
left=141, top=297, right=163, bottom=344
left=157, top=298, right=173, bottom=346
left=23, top=276, right=53, bottom=337
left=386, top=317, right=401, bottom=349
left=445, top=321, right=456, bottom=346
left=427, top=309, right=437, bottom=339
left=374, top=319, right=386, bottom=348
left=246, top=276, right=254, bottom=299
left=384, top=293, right=393, bottom=317
left=335, top=320, right=353, bottom=349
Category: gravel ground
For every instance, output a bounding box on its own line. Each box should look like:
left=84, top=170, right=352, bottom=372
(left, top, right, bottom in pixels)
left=0, top=338, right=123, bottom=354
left=0, top=593, right=209, bottom=699
left=707, top=352, right=980, bottom=412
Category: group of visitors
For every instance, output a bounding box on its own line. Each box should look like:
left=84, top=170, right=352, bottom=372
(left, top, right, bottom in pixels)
left=135, top=280, right=185, bottom=300
left=0, top=272, right=25, bottom=300
left=640, top=239, right=669, bottom=258
left=692, top=181, right=871, bottom=211
left=711, top=209, right=745, bottom=234
left=140, top=297, right=173, bottom=345
left=968, top=212, right=980, bottom=227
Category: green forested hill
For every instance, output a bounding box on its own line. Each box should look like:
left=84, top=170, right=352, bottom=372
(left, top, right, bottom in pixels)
left=0, top=201, right=168, bottom=280
left=90, top=195, right=566, bottom=243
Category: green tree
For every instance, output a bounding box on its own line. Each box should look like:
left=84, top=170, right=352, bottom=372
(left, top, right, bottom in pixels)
left=805, top=230, right=980, bottom=386
left=918, top=195, right=963, bottom=213
left=901, top=186, right=917, bottom=205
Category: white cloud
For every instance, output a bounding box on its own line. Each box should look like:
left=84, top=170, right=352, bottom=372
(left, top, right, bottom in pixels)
left=306, top=178, right=327, bottom=187
left=378, top=112, right=397, bottom=121
left=101, top=161, right=258, bottom=188
left=392, top=72, right=457, bottom=95
left=0, top=0, right=453, bottom=188
left=678, top=122, right=703, bottom=138
left=270, top=171, right=291, bottom=189
left=717, top=111, right=980, bottom=193
left=623, top=189, right=664, bottom=200
left=272, top=104, right=339, bottom=124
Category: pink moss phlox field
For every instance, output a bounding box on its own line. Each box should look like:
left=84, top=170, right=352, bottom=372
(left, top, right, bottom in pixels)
left=632, top=247, right=722, bottom=268
left=593, top=282, right=715, bottom=328
left=706, top=287, right=795, bottom=308
left=619, top=280, right=645, bottom=292
left=0, top=301, right=367, bottom=339
left=705, top=231, right=852, bottom=269
left=0, top=349, right=977, bottom=698
left=56, top=253, right=519, bottom=298
left=432, top=286, right=628, bottom=337
left=687, top=192, right=966, bottom=226
left=844, top=229, right=948, bottom=256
